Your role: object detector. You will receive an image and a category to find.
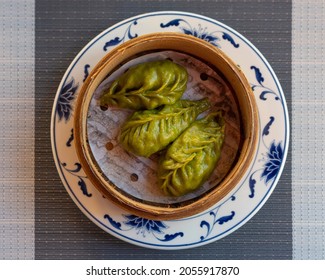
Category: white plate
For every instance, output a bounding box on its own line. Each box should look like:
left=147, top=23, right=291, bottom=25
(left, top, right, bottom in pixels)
left=51, top=11, right=289, bottom=249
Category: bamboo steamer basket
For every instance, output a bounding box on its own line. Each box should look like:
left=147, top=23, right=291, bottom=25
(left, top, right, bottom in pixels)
left=74, top=33, right=259, bottom=220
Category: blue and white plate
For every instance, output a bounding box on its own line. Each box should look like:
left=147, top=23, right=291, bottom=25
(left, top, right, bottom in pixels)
left=51, top=11, right=289, bottom=249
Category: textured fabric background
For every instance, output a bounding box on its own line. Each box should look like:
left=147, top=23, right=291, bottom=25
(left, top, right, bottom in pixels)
left=0, top=0, right=35, bottom=260
left=35, top=0, right=292, bottom=259
left=292, top=1, right=325, bottom=260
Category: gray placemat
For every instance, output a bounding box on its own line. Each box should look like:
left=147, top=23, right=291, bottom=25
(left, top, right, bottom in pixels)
left=292, top=1, right=325, bottom=260
left=35, top=0, right=292, bottom=259
left=0, top=0, right=35, bottom=260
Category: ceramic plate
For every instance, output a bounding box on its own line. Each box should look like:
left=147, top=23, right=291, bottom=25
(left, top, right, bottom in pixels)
left=51, top=11, right=289, bottom=249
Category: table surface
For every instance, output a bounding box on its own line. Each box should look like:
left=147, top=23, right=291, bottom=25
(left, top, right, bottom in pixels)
left=0, top=0, right=323, bottom=260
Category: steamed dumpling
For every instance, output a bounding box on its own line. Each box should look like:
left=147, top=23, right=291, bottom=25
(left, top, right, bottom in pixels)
left=158, top=112, right=225, bottom=196
left=100, top=60, right=188, bottom=110
left=119, top=99, right=210, bottom=157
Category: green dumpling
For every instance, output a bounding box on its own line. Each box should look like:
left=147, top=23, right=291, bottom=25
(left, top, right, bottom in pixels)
left=100, top=60, right=188, bottom=110
left=118, top=99, right=210, bottom=157
left=158, top=112, right=225, bottom=196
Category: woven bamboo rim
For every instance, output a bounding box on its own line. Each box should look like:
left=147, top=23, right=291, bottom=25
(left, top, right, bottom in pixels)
left=74, top=33, right=259, bottom=220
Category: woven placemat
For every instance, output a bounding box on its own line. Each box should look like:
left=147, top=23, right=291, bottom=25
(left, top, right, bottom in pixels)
left=292, top=1, right=325, bottom=260
left=0, top=0, right=35, bottom=260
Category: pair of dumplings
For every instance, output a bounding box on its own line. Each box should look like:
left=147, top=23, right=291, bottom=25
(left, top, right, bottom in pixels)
left=100, top=60, right=225, bottom=196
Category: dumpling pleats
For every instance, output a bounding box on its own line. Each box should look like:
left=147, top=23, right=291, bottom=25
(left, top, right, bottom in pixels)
left=158, top=112, right=225, bottom=196
left=100, top=60, right=188, bottom=110
left=118, top=99, right=210, bottom=157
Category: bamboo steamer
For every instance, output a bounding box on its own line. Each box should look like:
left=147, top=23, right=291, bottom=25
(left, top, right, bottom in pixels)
left=74, top=33, right=259, bottom=220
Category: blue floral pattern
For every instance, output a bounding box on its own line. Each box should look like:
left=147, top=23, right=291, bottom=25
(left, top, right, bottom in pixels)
left=263, top=116, right=275, bottom=137
left=83, top=64, right=90, bottom=82
left=61, top=162, right=91, bottom=197
left=247, top=64, right=285, bottom=198
left=261, top=142, right=283, bottom=184
left=124, top=215, right=167, bottom=236
left=248, top=141, right=284, bottom=198
left=104, top=214, right=184, bottom=242
left=103, top=20, right=138, bottom=51
left=56, top=78, right=78, bottom=122
left=250, top=66, right=280, bottom=101
left=66, top=128, right=74, bottom=147
left=160, top=18, right=239, bottom=48
left=200, top=209, right=235, bottom=241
